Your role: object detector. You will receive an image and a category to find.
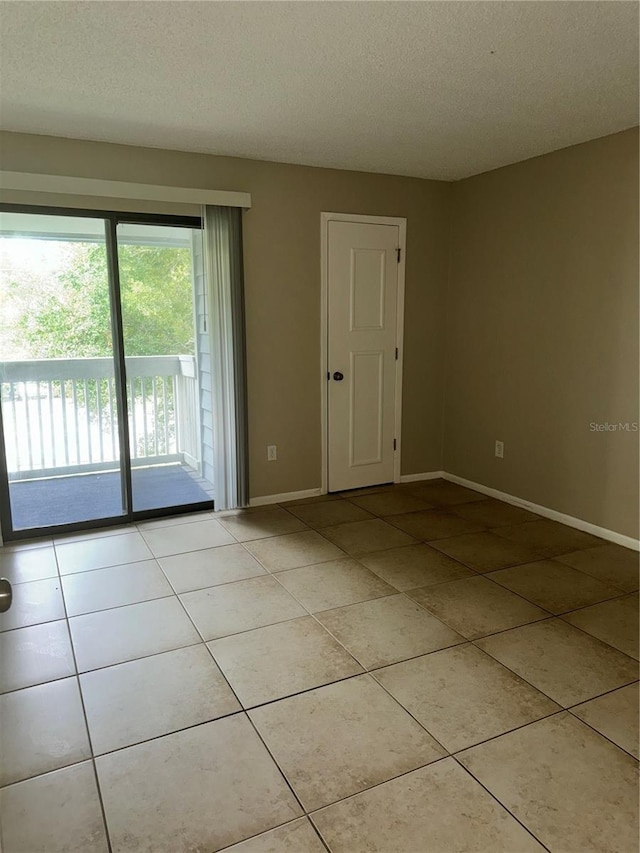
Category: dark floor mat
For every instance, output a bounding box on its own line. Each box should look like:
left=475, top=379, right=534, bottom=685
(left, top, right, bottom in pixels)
left=10, top=464, right=212, bottom=529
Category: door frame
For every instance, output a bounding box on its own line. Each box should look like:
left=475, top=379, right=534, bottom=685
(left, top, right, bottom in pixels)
left=320, top=211, right=407, bottom=495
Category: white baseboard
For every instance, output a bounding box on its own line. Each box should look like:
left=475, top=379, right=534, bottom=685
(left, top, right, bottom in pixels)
left=399, top=471, right=445, bottom=483
left=442, top=472, right=640, bottom=552
left=249, top=488, right=323, bottom=507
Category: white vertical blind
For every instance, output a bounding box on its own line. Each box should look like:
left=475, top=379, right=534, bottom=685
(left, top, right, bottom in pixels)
left=202, top=205, right=248, bottom=510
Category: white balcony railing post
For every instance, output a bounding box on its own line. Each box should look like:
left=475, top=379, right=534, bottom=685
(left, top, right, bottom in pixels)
left=0, top=355, right=198, bottom=479
left=175, top=355, right=201, bottom=472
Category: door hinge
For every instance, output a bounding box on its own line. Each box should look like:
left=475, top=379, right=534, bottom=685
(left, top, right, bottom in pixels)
left=395, top=347, right=398, bottom=360
left=393, top=438, right=397, bottom=451
left=396, top=247, right=401, bottom=263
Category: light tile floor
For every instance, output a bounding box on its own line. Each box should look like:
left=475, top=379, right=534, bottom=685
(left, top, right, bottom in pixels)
left=0, top=479, right=638, bottom=852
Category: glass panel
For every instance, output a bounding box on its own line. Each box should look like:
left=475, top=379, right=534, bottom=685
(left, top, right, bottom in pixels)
left=116, top=222, right=213, bottom=513
left=0, top=211, right=126, bottom=530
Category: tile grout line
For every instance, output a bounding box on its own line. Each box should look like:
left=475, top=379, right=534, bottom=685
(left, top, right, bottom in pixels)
left=479, top=565, right=634, bottom=616
left=442, top=691, right=640, bottom=763
left=275, top=500, right=637, bottom=606
left=413, top=545, right=627, bottom=617
left=242, top=712, right=313, bottom=828
left=468, top=607, right=638, bottom=665
left=553, top=610, right=640, bottom=661
left=2, top=556, right=634, bottom=639
left=451, top=758, right=553, bottom=853
left=146, top=527, right=343, bottom=837
left=2, top=499, right=637, bottom=849
left=359, top=630, right=634, bottom=769
left=177, top=555, right=635, bottom=629
left=1, top=586, right=177, bottom=629
left=60, top=520, right=296, bottom=851
left=214, top=817, right=332, bottom=853
left=403, top=590, right=637, bottom=661
left=0, top=639, right=208, bottom=697
left=208, top=514, right=628, bottom=837
left=300, top=754, right=455, bottom=819
left=307, top=816, right=335, bottom=853
left=400, top=565, right=639, bottom=659
left=8, top=570, right=636, bottom=788
left=302, top=751, right=555, bottom=853
left=211, top=524, right=375, bottom=706
left=347, top=583, right=640, bottom=768
left=7, top=499, right=636, bottom=582
left=46, top=673, right=367, bottom=771
left=153, top=520, right=334, bottom=845
left=3, top=523, right=637, bottom=690
left=2, top=504, right=633, bottom=648
left=565, top=702, right=640, bottom=761
left=147, top=554, right=250, bottom=716
left=5, top=672, right=637, bottom=794
left=4, top=606, right=636, bottom=710
left=465, top=636, right=639, bottom=727
left=52, top=534, right=114, bottom=853
left=11, top=510, right=634, bottom=654
left=161, top=513, right=474, bottom=811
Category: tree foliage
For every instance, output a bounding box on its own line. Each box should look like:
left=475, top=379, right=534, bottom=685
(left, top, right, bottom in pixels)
left=13, top=242, right=195, bottom=359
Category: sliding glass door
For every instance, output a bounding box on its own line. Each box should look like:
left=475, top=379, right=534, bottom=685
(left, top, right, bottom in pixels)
left=0, top=212, right=126, bottom=531
left=117, top=222, right=212, bottom=513
left=0, top=206, right=214, bottom=540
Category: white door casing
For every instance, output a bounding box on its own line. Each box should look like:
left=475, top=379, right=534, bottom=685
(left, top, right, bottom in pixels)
left=324, top=216, right=404, bottom=492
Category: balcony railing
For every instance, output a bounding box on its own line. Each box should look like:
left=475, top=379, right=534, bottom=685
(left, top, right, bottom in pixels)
left=1, top=355, right=200, bottom=479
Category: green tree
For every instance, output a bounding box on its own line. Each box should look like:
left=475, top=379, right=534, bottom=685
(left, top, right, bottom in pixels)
left=119, top=244, right=195, bottom=357
left=15, top=242, right=195, bottom=359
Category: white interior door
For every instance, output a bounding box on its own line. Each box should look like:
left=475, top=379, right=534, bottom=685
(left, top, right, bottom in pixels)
left=327, top=219, right=400, bottom=492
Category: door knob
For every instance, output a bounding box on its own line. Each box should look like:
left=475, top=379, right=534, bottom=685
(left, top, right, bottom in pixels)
left=333, top=372, right=344, bottom=381
left=0, top=578, right=12, bottom=613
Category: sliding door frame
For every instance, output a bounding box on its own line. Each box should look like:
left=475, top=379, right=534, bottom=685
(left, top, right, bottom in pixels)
left=105, top=218, right=134, bottom=520
left=0, top=202, right=212, bottom=542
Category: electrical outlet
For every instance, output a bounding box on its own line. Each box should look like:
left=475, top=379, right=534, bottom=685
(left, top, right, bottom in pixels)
left=495, top=440, right=504, bottom=459
left=267, top=445, right=277, bottom=461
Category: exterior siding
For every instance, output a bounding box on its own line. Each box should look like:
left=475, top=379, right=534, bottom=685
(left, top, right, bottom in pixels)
left=191, top=231, right=215, bottom=493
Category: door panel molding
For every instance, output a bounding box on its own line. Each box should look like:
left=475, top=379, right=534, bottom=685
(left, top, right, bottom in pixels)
left=349, top=248, right=386, bottom=331
left=321, top=212, right=406, bottom=494
left=349, top=350, right=384, bottom=468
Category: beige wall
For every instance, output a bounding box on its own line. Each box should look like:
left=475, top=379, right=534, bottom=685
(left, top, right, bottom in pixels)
left=444, top=128, right=639, bottom=538
left=2, top=129, right=637, bottom=537
left=0, top=132, right=451, bottom=499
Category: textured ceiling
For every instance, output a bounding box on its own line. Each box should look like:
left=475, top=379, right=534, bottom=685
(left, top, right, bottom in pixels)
left=0, top=1, right=638, bottom=181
